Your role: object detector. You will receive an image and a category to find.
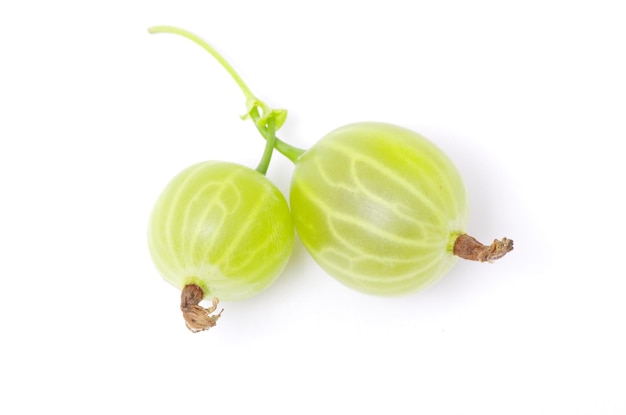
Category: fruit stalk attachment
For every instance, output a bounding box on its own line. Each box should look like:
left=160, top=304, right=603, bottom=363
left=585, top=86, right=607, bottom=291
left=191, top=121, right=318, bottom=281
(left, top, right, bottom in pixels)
left=180, top=284, right=223, bottom=333
left=453, top=234, right=514, bottom=262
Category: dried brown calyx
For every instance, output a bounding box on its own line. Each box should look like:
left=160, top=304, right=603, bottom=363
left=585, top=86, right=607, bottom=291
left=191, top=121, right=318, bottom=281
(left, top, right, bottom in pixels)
left=180, top=284, right=223, bottom=333
left=453, top=234, right=514, bottom=262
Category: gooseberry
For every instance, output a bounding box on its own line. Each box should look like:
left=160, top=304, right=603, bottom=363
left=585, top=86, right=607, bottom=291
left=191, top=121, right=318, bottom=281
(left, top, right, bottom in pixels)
left=288, top=122, right=512, bottom=295
left=148, top=27, right=294, bottom=332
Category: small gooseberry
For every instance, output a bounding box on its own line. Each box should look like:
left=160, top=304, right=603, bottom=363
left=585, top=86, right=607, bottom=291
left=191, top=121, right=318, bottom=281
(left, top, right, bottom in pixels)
left=148, top=26, right=294, bottom=331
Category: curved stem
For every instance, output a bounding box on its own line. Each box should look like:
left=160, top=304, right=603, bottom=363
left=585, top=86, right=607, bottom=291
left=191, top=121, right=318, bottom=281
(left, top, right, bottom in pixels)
left=148, top=25, right=256, bottom=102
left=148, top=25, right=306, bottom=165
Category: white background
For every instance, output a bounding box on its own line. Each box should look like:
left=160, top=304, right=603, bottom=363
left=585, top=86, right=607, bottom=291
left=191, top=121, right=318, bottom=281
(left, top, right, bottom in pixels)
left=1, top=1, right=625, bottom=414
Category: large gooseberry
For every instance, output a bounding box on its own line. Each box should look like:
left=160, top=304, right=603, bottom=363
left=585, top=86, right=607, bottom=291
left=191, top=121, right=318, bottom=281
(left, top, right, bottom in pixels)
left=289, top=122, right=511, bottom=295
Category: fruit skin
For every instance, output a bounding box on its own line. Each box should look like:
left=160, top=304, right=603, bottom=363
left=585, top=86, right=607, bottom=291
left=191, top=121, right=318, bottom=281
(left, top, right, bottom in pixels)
left=148, top=161, right=294, bottom=301
left=289, top=122, right=468, bottom=296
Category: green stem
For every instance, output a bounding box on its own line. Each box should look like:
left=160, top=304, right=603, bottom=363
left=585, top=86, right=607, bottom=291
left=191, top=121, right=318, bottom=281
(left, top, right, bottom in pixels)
left=148, top=25, right=256, bottom=102
left=267, top=132, right=305, bottom=163
left=148, top=25, right=306, bottom=165
left=254, top=108, right=276, bottom=174
left=250, top=114, right=305, bottom=164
